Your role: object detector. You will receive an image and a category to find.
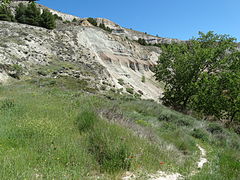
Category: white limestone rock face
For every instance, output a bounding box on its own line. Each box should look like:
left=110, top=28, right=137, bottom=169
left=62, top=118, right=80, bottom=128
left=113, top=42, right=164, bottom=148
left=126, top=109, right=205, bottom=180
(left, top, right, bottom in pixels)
left=0, top=16, right=163, bottom=100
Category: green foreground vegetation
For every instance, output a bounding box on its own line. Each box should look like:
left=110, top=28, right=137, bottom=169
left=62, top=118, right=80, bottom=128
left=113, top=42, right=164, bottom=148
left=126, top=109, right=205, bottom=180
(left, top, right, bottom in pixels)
left=0, top=78, right=239, bottom=179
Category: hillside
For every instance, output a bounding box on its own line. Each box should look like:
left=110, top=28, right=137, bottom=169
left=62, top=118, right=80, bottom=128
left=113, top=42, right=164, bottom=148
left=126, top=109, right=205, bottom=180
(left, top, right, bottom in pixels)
left=0, top=80, right=239, bottom=180
left=0, top=1, right=184, bottom=100
left=0, top=1, right=240, bottom=180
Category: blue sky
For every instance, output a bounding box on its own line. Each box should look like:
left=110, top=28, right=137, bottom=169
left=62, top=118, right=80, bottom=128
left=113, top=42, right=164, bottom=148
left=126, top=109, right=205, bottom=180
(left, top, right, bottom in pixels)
left=40, top=0, right=240, bottom=41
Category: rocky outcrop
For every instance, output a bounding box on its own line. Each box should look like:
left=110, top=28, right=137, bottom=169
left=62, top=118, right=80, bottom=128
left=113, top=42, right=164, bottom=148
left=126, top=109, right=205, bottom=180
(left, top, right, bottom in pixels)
left=93, top=18, right=182, bottom=45
left=0, top=19, right=163, bottom=99
left=0, top=2, right=166, bottom=100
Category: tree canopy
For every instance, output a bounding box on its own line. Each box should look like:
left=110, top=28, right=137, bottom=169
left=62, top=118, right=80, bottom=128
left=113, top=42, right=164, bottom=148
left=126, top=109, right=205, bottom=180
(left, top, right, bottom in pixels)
left=154, top=31, right=240, bottom=126
left=0, top=1, right=56, bottom=29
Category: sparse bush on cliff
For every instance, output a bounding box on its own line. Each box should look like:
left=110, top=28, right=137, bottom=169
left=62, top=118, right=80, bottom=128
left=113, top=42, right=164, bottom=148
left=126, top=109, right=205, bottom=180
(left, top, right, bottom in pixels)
left=87, top=17, right=97, bottom=26
left=99, top=23, right=112, bottom=32
left=138, top=38, right=147, bottom=46
left=16, top=2, right=41, bottom=26
left=0, top=2, right=56, bottom=29
left=39, top=9, right=56, bottom=29
left=0, top=0, right=14, bottom=21
left=87, top=18, right=113, bottom=32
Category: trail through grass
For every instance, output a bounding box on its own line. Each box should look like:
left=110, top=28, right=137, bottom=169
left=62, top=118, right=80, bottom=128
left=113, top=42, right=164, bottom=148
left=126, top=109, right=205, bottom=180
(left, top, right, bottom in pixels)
left=0, top=80, right=239, bottom=179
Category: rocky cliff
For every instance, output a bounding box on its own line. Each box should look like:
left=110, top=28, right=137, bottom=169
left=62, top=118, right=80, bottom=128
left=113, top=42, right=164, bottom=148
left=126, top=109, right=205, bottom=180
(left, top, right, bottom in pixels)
left=0, top=1, right=182, bottom=100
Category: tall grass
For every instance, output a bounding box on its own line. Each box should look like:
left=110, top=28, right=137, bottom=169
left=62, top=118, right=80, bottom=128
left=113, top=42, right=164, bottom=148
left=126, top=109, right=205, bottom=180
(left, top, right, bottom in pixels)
left=0, top=80, right=239, bottom=179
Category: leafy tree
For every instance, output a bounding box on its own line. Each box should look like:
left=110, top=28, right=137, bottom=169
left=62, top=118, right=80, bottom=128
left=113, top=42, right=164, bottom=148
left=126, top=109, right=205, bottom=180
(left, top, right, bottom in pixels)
left=154, top=31, right=239, bottom=124
left=192, top=51, right=240, bottom=124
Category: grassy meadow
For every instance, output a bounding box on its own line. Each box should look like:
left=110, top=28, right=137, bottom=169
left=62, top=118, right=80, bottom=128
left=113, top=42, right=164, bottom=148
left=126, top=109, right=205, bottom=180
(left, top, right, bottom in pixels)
left=0, top=78, right=239, bottom=179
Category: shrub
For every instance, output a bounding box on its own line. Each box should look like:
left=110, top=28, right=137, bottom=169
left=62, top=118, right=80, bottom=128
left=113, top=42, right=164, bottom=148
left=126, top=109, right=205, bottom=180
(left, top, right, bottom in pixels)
left=191, top=128, right=209, bottom=141
left=158, top=113, right=193, bottom=127
left=53, top=14, right=62, bottom=20
left=138, top=38, right=147, bottom=46
left=87, top=17, right=97, bottom=26
left=175, top=117, right=193, bottom=126
left=126, top=88, right=134, bottom=94
left=207, top=122, right=224, bottom=134
left=141, top=75, right=146, bottom=83
left=88, top=128, right=131, bottom=173
left=72, top=18, right=77, bottom=22
left=39, top=9, right=56, bottom=29
left=158, top=113, right=173, bottom=122
left=15, top=2, right=56, bottom=29
left=0, top=99, right=15, bottom=110
left=99, top=23, right=112, bottom=32
left=164, top=130, right=196, bottom=154
left=7, top=64, right=23, bottom=79
left=16, top=2, right=41, bottom=26
left=75, top=110, right=98, bottom=133
left=118, top=79, right=124, bottom=86
left=63, top=20, right=70, bottom=24
left=0, top=2, right=15, bottom=22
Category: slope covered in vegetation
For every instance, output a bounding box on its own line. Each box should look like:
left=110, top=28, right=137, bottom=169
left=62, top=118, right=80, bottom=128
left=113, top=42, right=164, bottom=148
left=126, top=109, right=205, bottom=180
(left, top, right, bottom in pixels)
left=0, top=78, right=239, bottom=179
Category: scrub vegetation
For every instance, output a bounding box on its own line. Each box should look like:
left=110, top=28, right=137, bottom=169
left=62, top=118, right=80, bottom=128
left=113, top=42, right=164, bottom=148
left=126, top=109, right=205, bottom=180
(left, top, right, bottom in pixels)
left=0, top=79, right=239, bottom=179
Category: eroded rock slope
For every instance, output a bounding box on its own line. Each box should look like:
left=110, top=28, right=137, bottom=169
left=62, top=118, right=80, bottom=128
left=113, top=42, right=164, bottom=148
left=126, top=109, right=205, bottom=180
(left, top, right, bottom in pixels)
left=0, top=2, right=168, bottom=100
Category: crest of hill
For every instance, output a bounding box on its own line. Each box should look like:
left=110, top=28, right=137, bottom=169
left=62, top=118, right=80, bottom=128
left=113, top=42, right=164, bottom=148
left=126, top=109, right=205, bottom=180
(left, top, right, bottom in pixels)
left=10, top=1, right=182, bottom=44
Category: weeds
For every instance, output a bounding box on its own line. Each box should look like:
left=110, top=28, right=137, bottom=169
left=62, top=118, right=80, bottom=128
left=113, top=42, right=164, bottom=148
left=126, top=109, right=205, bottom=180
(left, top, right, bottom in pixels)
left=207, top=122, right=224, bottom=134
left=75, top=109, right=98, bottom=133
left=87, top=127, right=131, bottom=173
left=0, top=80, right=239, bottom=179
left=0, top=99, right=15, bottom=110
left=126, top=87, right=134, bottom=94
left=191, top=128, right=209, bottom=142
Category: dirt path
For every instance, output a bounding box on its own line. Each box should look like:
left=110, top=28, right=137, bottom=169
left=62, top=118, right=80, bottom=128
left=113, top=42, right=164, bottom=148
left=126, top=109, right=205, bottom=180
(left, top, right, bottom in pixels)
left=122, top=144, right=208, bottom=180
left=196, top=144, right=208, bottom=169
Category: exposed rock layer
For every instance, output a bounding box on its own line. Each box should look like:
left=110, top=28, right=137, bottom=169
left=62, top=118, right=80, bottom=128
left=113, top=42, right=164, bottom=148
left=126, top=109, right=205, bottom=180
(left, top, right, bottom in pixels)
left=0, top=2, right=168, bottom=100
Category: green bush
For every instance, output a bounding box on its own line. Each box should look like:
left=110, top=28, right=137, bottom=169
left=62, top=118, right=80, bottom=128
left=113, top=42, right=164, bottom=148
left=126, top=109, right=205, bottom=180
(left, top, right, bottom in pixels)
left=15, top=2, right=56, bottom=29
left=72, top=18, right=77, bottom=22
left=163, top=130, right=196, bottom=155
left=88, top=128, right=131, bottom=173
left=141, top=75, right=146, bottom=83
left=118, top=79, right=124, bottom=86
left=75, top=110, right=98, bottom=133
left=0, top=99, right=15, bottom=110
left=99, top=23, right=112, bottom=32
left=158, top=113, right=173, bottom=122
left=0, top=4, right=14, bottom=22
left=16, top=2, right=41, bottom=26
left=138, top=38, right=147, bottom=46
left=39, top=9, right=56, bottom=29
left=126, top=88, right=134, bottom=94
left=135, top=119, right=150, bottom=127
left=158, top=113, right=193, bottom=127
left=191, top=128, right=209, bottom=141
left=53, top=14, right=62, bottom=20
left=207, top=122, right=224, bottom=134
left=8, top=64, right=23, bottom=79
left=87, top=17, right=97, bottom=26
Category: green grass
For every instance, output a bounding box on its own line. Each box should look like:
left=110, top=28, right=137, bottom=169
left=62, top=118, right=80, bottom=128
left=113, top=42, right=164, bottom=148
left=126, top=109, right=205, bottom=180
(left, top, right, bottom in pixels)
left=0, top=79, right=239, bottom=179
